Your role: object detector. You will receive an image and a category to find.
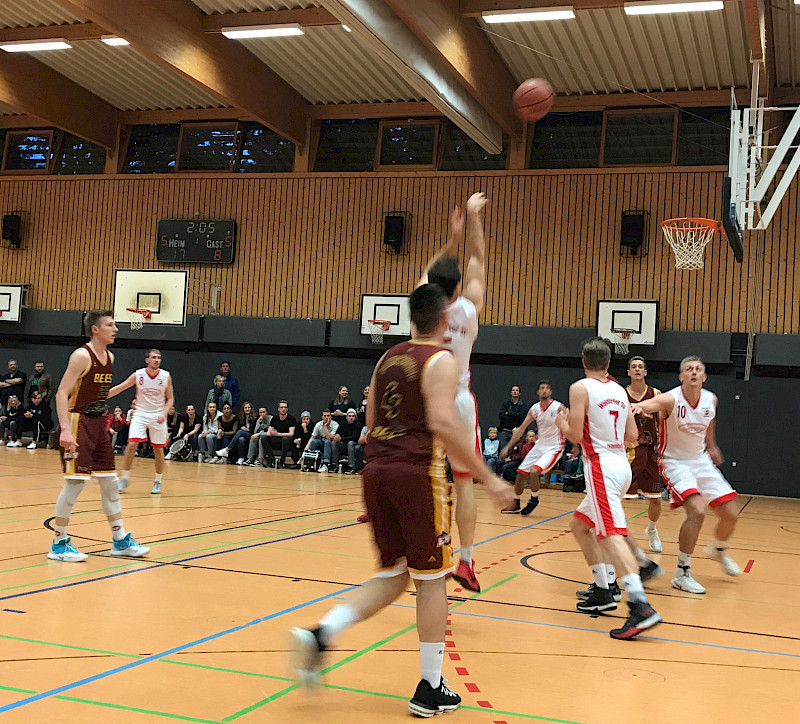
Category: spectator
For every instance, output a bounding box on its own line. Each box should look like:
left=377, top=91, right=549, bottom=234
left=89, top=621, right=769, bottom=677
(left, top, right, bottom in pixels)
left=306, top=409, right=340, bottom=473
left=181, top=404, right=201, bottom=453
left=244, top=406, right=272, bottom=466
left=26, top=361, right=54, bottom=404
left=500, top=430, right=537, bottom=482
left=292, top=411, right=313, bottom=462
left=336, top=408, right=363, bottom=473
left=217, top=401, right=257, bottom=464
left=482, top=426, right=500, bottom=469
left=0, top=396, right=24, bottom=446
left=0, top=360, right=27, bottom=415
left=164, top=405, right=184, bottom=459
left=23, top=391, right=53, bottom=449
left=498, top=385, right=527, bottom=451
left=562, top=443, right=582, bottom=477
left=356, top=385, right=369, bottom=427
left=220, top=361, right=241, bottom=408
left=198, top=401, right=222, bottom=462
left=264, top=400, right=297, bottom=468
left=205, top=375, right=232, bottom=410
left=328, top=385, right=354, bottom=422
left=109, top=406, right=129, bottom=453
left=215, top=403, right=238, bottom=463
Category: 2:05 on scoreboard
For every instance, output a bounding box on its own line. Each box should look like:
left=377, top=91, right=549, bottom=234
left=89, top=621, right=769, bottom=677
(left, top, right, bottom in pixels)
left=156, top=219, right=236, bottom=263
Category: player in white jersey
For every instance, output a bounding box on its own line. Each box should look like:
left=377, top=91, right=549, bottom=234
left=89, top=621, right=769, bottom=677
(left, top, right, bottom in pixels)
left=555, top=338, right=661, bottom=640
left=631, top=356, right=740, bottom=594
left=108, top=349, right=174, bottom=495
left=418, top=191, right=486, bottom=593
left=498, top=380, right=565, bottom=515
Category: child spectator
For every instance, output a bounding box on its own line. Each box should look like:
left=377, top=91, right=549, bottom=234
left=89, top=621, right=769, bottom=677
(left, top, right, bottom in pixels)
left=0, top=396, right=24, bottom=446
left=500, top=430, right=537, bottom=482
left=23, top=391, right=53, bottom=448
left=108, top=406, right=129, bottom=453
left=482, top=426, right=500, bottom=469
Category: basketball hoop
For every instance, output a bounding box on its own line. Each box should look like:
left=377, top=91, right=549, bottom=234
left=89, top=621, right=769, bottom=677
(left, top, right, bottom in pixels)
left=611, top=328, right=634, bottom=356
left=660, top=218, right=722, bottom=270
left=367, top=319, right=390, bottom=345
left=126, top=307, right=151, bottom=331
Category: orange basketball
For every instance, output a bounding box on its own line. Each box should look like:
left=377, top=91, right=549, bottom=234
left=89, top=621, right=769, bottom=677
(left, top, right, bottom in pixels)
left=512, top=78, right=554, bottom=123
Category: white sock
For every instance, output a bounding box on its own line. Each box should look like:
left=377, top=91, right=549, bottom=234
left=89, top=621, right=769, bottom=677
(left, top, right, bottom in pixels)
left=514, top=494, right=522, bottom=500
left=120, top=470, right=130, bottom=482
left=319, top=604, right=359, bottom=645
left=53, top=524, right=68, bottom=542
left=646, top=521, right=657, bottom=533
left=591, top=564, right=608, bottom=589
left=154, top=473, right=163, bottom=483
left=677, top=551, right=691, bottom=569
left=633, top=545, right=650, bottom=567
left=606, top=564, right=616, bottom=584
left=460, top=546, right=473, bottom=566
left=711, top=538, right=726, bottom=551
left=620, top=572, right=647, bottom=604
left=110, top=520, right=126, bottom=541
left=420, top=642, right=444, bottom=688
left=530, top=491, right=539, bottom=499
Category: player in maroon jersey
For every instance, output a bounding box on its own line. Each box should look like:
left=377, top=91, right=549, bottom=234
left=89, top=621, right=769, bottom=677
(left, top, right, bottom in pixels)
left=290, top=285, right=510, bottom=717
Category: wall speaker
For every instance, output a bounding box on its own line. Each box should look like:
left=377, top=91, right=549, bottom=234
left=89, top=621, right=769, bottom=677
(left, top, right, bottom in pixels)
left=383, top=214, right=404, bottom=253
left=2, top=214, right=21, bottom=249
left=620, top=212, right=646, bottom=256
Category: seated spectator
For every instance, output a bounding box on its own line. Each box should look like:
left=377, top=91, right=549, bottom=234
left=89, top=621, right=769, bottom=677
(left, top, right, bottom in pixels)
left=305, top=409, right=340, bottom=473
left=292, top=411, right=313, bottom=462
left=498, top=385, right=527, bottom=452
left=482, top=426, right=500, bottom=469
left=500, top=430, right=537, bottom=482
left=109, top=406, right=129, bottom=453
left=356, top=385, right=369, bottom=427
left=22, top=391, right=53, bottom=448
left=0, top=396, right=24, bottom=446
left=216, top=401, right=257, bottom=464
left=328, top=385, right=354, bottom=423
left=166, top=404, right=184, bottom=448
left=219, top=361, right=241, bottom=408
left=244, top=407, right=272, bottom=466
left=198, top=402, right=222, bottom=462
left=26, top=361, right=54, bottom=404
left=562, top=443, right=582, bottom=478
left=181, top=404, right=202, bottom=453
left=205, top=375, right=232, bottom=410
left=0, top=361, right=27, bottom=416
left=335, top=408, right=363, bottom=473
left=263, top=400, right=297, bottom=468
left=215, top=403, right=238, bottom=464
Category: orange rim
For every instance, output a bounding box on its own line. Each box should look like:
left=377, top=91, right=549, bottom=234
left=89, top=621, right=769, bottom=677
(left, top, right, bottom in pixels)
left=368, top=319, right=391, bottom=332
left=659, top=217, right=721, bottom=232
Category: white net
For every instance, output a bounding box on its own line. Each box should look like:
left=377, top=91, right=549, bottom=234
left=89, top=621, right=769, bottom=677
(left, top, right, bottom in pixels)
left=611, top=329, right=633, bottom=356
left=368, top=320, right=388, bottom=345
left=130, top=318, right=144, bottom=331
left=660, top=218, right=719, bottom=270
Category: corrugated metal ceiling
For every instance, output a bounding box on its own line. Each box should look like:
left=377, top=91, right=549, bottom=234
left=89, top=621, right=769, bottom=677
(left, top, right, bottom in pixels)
left=0, top=0, right=86, bottom=28
left=773, top=0, right=799, bottom=88
left=481, top=3, right=751, bottom=96
left=0, top=102, right=21, bottom=115
left=190, top=0, right=322, bottom=14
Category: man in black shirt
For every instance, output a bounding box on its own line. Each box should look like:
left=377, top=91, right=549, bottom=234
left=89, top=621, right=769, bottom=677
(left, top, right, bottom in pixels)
left=0, top=360, right=27, bottom=415
left=264, top=400, right=297, bottom=468
left=336, top=408, right=363, bottom=473
left=498, top=385, right=527, bottom=451
left=23, top=391, right=53, bottom=448
left=27, top=362, right=54, bottom=403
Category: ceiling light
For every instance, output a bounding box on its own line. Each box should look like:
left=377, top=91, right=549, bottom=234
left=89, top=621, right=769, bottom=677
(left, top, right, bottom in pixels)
left=221, top=24, right=304, bottom=39
left=0, top=40, right=70, bottom=52
left=342, top=24, right=352, bottom=32
left=624, top=1, right=724, bottom=15
left=101, top=36, right=130, bottom=46
left=482, top=7, right=576, bottom=22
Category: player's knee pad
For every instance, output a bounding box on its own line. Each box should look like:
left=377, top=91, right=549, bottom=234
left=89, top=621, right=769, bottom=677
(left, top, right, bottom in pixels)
left=98, top=476, right=122, bottom=517
left=55, top=480, right=85, bottom=517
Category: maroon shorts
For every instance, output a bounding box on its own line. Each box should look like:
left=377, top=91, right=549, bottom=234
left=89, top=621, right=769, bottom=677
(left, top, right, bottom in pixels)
left=60, top=413, right=115, bottom=479
left=362, top=459, right=453, bottom=579
left=628, top=445, right=662, bottom=497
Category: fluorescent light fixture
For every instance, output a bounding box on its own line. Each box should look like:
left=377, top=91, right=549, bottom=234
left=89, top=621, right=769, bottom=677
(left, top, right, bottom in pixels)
left=101, top=36, right=130, bottom=46
left=0, top=39, right=70, bottom=52
left=342, top=24, right=352, bottom=32
left=482, top=7, right=576, bottom=22
left=624, top=0, right=724, bottom=15
left=221, top=24, right=304, bottom=39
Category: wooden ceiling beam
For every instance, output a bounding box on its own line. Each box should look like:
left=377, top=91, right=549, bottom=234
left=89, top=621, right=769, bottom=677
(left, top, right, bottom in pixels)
left=57, top=0, right=310, bottom=146
left=201, top=8, right=340, bottom=31
left=0, top=23, right=105, bottom=42
left=742, top=0, right=770, bottom=98
left=552, top=88, right=750, bottom=110
left=461, top=0, right=626, bottom=14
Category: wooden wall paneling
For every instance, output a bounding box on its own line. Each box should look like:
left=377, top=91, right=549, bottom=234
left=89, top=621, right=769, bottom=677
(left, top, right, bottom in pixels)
left=787, top=177, right=798, bottom=333
left=503, top=174, right=519, bottom=327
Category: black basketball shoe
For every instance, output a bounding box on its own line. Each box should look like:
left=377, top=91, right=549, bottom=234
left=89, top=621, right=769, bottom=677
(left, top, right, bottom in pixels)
left=408, top=678, right=461, bottom=718
left=576, top=581, right=622, bottom=602
left=519, top=496, right=540, bottom=516
left=609, top=601, right=662, bottom=640
left=576, top=585, right=617, bottom=613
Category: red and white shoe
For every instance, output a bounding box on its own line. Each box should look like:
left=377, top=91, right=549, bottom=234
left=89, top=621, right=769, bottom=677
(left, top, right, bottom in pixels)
left=453, top=559, right=480, bottom=593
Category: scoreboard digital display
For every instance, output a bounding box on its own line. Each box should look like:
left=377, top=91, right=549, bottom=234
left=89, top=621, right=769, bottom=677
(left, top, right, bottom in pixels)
left=156, top=219, right=236, bottom=264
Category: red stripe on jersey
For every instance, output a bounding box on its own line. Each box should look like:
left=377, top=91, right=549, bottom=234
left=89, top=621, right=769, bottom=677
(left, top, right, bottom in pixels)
left=582, top=416, right=616, bottom=535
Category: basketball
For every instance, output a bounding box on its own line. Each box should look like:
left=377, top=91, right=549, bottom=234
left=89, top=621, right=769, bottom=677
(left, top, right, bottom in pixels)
left=512, top=77, right=554, bottom=122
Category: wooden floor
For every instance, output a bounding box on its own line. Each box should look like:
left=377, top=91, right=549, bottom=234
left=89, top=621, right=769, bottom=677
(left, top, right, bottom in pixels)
left=1, top=449, right=799, bottom=724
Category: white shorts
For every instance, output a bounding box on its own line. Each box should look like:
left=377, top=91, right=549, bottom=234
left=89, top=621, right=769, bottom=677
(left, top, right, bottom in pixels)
left=518, top=442, right=565, bottom=475
left=451, top=387, right=481, bottom=478
left=128, top=411, right=168, bottom=447
left=574, top=453, right=631, bottom=539
left=659, top=454, right=738, bottom=510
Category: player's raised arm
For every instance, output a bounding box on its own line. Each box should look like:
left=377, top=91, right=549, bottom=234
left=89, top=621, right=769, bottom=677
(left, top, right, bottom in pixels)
left=55, top=348, right=91, bottom=451
left=417, top=206, right=464, bottom=288
left=107, top=372, right=137, bottom=400
left=632, top=391, right=675, bottom=418
left=555, top=382, right=588, bottom=446
left=498, top=407, right=535, bottom=458
left=462, top=192, right=487, bottom=314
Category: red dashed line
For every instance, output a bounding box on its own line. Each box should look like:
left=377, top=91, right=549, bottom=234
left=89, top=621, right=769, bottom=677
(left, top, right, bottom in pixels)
left=445, top=640, right=455, bottom=648
left=455, top=667, right=469, bottom=676
left=477, top=700, right=493, bottom=708
left=453, top=587, right=462, bottom=593
left=465, top=683, right=481, bottom=693
left=448, top=653, right=461, bottom=661
left=445, top=629, right=452, bottom=636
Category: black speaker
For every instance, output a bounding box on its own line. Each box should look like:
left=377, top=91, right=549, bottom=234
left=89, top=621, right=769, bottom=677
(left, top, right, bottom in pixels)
left=620, top=212, right=645, bottom=255
left=383, top=214, right=404, bottom=253
left=2, top=214, right=21, bottom=249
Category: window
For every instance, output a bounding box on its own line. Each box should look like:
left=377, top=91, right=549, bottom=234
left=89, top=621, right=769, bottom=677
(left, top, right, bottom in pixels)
left=677, top=107, right=730, bottom=166
left=377, top=121, right=440, bottom=169
left=56, top=133, right=106, bottom=175
left=603, top=111, right=675, bottom=165
left=315, top=119, right=379, bottom=172
left=440, top=122, right=507, bottom=171
left=237, top=121, right=294, bottom=173
left=2, top=130, right=55, bottom=173
left=529, top=112, right=603, bottom=168
left=122, top=124, right=180, bottom=174
left=177, top=122, right=240, bottom=172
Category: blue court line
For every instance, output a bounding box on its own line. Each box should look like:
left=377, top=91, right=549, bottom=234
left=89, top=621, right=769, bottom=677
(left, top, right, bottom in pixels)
left=0, top=521, right=360, bottom=602
left=0, top=505, right=571, bottom=713
left=2, top=608, right=25, bottom=614
left=476, top=511, right=571, bottom=547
